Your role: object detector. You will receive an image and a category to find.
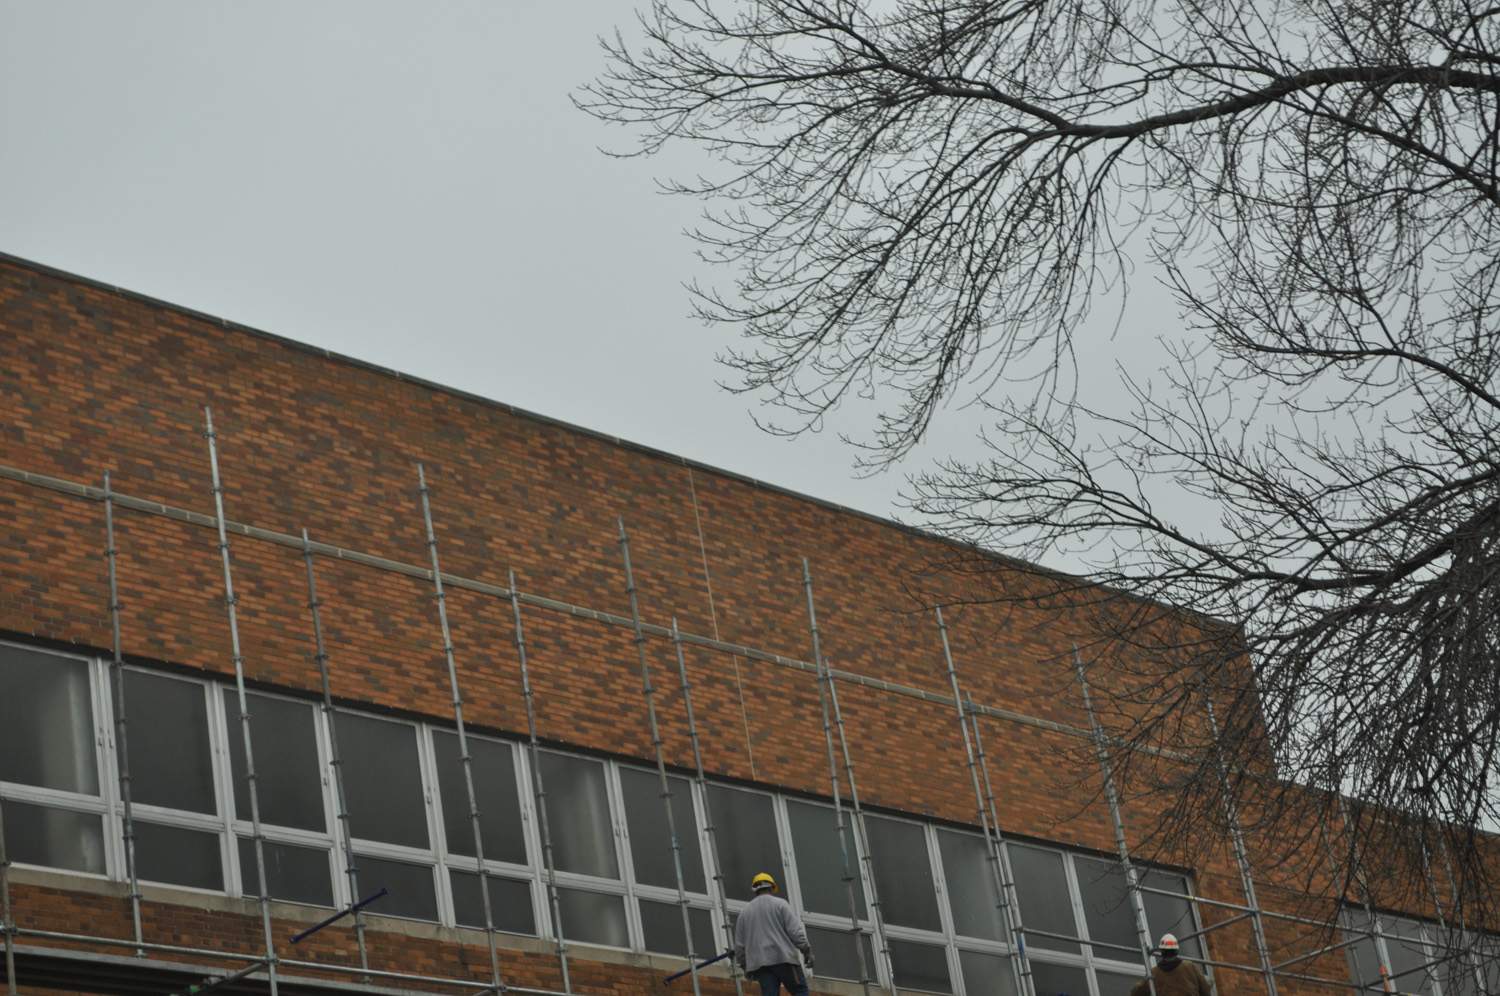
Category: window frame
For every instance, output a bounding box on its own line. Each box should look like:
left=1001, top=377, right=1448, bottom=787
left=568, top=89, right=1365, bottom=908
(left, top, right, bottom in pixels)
left=0, top=639, right=113, bottom=880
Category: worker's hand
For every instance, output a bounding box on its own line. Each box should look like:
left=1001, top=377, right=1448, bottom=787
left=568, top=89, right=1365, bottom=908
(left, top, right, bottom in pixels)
left=804, top=954, right=815, bottom=973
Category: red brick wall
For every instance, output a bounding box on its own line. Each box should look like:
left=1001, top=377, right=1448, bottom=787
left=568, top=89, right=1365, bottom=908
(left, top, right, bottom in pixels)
left=0, top=256, right=1344, bottom=995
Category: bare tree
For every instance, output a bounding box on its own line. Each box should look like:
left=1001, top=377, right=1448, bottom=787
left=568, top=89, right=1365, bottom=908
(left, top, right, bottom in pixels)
left=580, top=0, right=1500, bottom=949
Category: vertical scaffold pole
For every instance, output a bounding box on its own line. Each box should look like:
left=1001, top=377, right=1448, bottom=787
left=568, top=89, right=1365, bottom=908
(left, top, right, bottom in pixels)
left=617, top=520, right=703, bottom=996
left=1201, top=695, right=1277, bottom=996
left=103, top=472, right=145, bottom=957
left=669, top=618, right=745, bottom=996
left=802, top=560, right=896, bottom=996
left=299, top=529, right=368, bottom=972
left=1328, top=798, right=1394, bottom=994
left=826, top=671, right=897, bottom=996
left=1320, top=804, right=1398, bottom=996
left=935, top=609, right=1033, bottom=996
left=1429, top=834, right=1487, bottom=996
left=202, top=407, right=279, bottom=996
left=801, top=560, right=874, bottom=996
left=1072, top=649, right=1157, bottom=996
left=508, top=569, right=572, bottom=993
left=416, top=465, right=505, bottom=996
left=0, top=793, right=15, bottom=996
left=963, top=695, right=1032, bottom=978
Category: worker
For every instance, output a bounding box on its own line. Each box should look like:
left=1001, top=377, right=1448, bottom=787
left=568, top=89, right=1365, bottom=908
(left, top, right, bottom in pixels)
left=1129, top=934, right=1211, bottom=996
left=734, top=872, right=815, bottom=996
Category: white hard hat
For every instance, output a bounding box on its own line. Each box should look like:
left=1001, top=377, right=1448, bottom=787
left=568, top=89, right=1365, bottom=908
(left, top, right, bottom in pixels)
left=1159, top=933, right=1180, bottom=952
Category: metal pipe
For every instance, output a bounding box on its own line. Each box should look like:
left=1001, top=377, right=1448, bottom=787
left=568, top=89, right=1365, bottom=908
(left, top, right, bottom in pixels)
left=801, top=559, right=874, bottom=996
left=289, top=888, right=388, bottom=945
left=1202, top=695, right=1277, bottom=996
left=167, top=957, right=267, bottom=995
left=0, top=795, right=15, bottom=996
left=201, top=407, right=279, bottom=996
left=669, top=618, right=745, bottom=996
left=416, top=464, right=504, bottom=995
left=1072, top=650, right=1157, bottom=995
left=507, top=569, right=572, bottom=993
left=935, top=608, right=1033, bottom=996
left=666, top=949, right=734, bottom=984
left=299, top=528, right=369, bottom=971
left=103, top=471, right=144, bottom=957
left=964, top=697, right=1034, bottom=991
left=825, top=665, right=897, bottom=993
left=617, top=519, right=701, bottom=996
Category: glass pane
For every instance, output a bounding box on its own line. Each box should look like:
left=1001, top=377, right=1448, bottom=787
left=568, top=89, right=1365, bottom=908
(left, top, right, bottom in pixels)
left=889, top=938, right=952, bottom=994
left=4, top=800, right=105, bottom=873
left=707, top=785, right=784, bottom=902
left=959, top=949, right=1019, bottom=996
left=237, top=836, right=332, bottom=907
left=540, top=753, right=618, bottom=878
left=0, top=646, right=97, bottom=794
left=863, top=815, right=941, bottom=931
left=1441, top=942, right=1480, bottom=996
left=1343, top=913, right=1386, bottom=993
left=356, top=854, right=438, bottom=922
left=224, top=690, right=325, bottom=832
left=433, top=731, right=527, bottom=865
left=134, top=821, right=223, bottom=891
left=640, top=900, right=715, bottom=958
left=1075, top=857, right=1141, bottom=962
left=1097, top=969, right=1146, bottom=996
left=1382, top=916, right=1437, bottom=996
left=556, top=887, right=629, bottom=948
left=334, top=713, right=429, bottom=849
left=788, top=800, right=865, bottom=918
left=939, top=829, right=1004, bottom=941
left=451, top=870, right=536, bottom=935
left=1011, top=845, right=1080, bottom=953
left=620, top=766, right=706, bottom=892
left=1140, top=870, right=1201, bottom=959
left=125, top=671, right=216, bottom=814
left=806, top=924, right=876, bottom=983
left=1029, top=960, right=1089, bottom=996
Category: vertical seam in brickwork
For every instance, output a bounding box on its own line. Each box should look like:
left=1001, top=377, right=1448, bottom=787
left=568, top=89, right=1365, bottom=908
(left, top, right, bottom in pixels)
left=686, top=466, right=758, bottom=778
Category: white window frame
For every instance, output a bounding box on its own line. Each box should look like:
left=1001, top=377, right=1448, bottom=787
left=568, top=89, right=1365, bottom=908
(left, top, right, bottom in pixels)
left=0, top=641, right=113, bottom=881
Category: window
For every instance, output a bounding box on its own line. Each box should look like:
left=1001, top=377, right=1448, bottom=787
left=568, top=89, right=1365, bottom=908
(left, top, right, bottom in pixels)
left=640, top=900, right=715, bottom=958
left=433, top=732, right=527, bottom=865
left=127, top=670, right=216, bottom=814
left=620, top=767, right=705, bottom=892
left=541, top=753, right=618, bottom=878
left=433, top=731, right=533, bottom=934
left=788, top=800, right=866, bottom=918
left=334, top=712, right=429, bottom=850
left=225, top=689, right=334, bottom=908
left=807, top=924, right=877, bottom=983
left=358, top=854, right=439, bottom=922
left=134, top=820, right=223, bottom=891
left=1009, top=845, right=1080, bottom=954
left=557, top=886, right=630, bottom=948
left=959, top=950, right=1018, bottom=996
left=939, top=830, right=1004, bottom=942
left=890, top=937, right=953, bottom=993
left=1029, top=959, right=1089, bottom=996
left=864, top=814, right=942, bottom=932
left=708, top=785, right=784, bottom=902
left=0, top=643, right=107, bottom=877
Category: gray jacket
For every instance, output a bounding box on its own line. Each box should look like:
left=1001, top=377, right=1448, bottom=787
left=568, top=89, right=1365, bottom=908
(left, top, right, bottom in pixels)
left=734, top=893, right=812, bottom=973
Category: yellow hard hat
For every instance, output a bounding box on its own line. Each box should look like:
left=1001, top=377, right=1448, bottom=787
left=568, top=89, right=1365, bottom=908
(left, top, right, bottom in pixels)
left=751, top=872, right=779, bottom=893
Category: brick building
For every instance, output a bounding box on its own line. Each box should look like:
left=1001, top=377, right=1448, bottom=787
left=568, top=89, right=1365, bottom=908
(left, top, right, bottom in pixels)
left=0, top=253, right=1485, bottom=995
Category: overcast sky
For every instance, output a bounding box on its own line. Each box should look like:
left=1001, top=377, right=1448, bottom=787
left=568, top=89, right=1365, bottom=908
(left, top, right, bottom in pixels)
left=0, top=1, right=1170, bottom=550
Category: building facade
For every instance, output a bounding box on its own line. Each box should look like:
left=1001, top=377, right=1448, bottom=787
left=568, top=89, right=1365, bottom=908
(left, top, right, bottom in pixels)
left=0, top=254, right=1487, bottom=995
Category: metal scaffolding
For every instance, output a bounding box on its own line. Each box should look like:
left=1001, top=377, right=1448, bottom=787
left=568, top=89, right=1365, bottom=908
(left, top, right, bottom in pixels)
left=418, top=463, right=507, bottom=996
left=0, top=431, right=1477, bottom=996
left=203, top=407, right=280, bottom=996
left=619, top=519, right=703, bottom=996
